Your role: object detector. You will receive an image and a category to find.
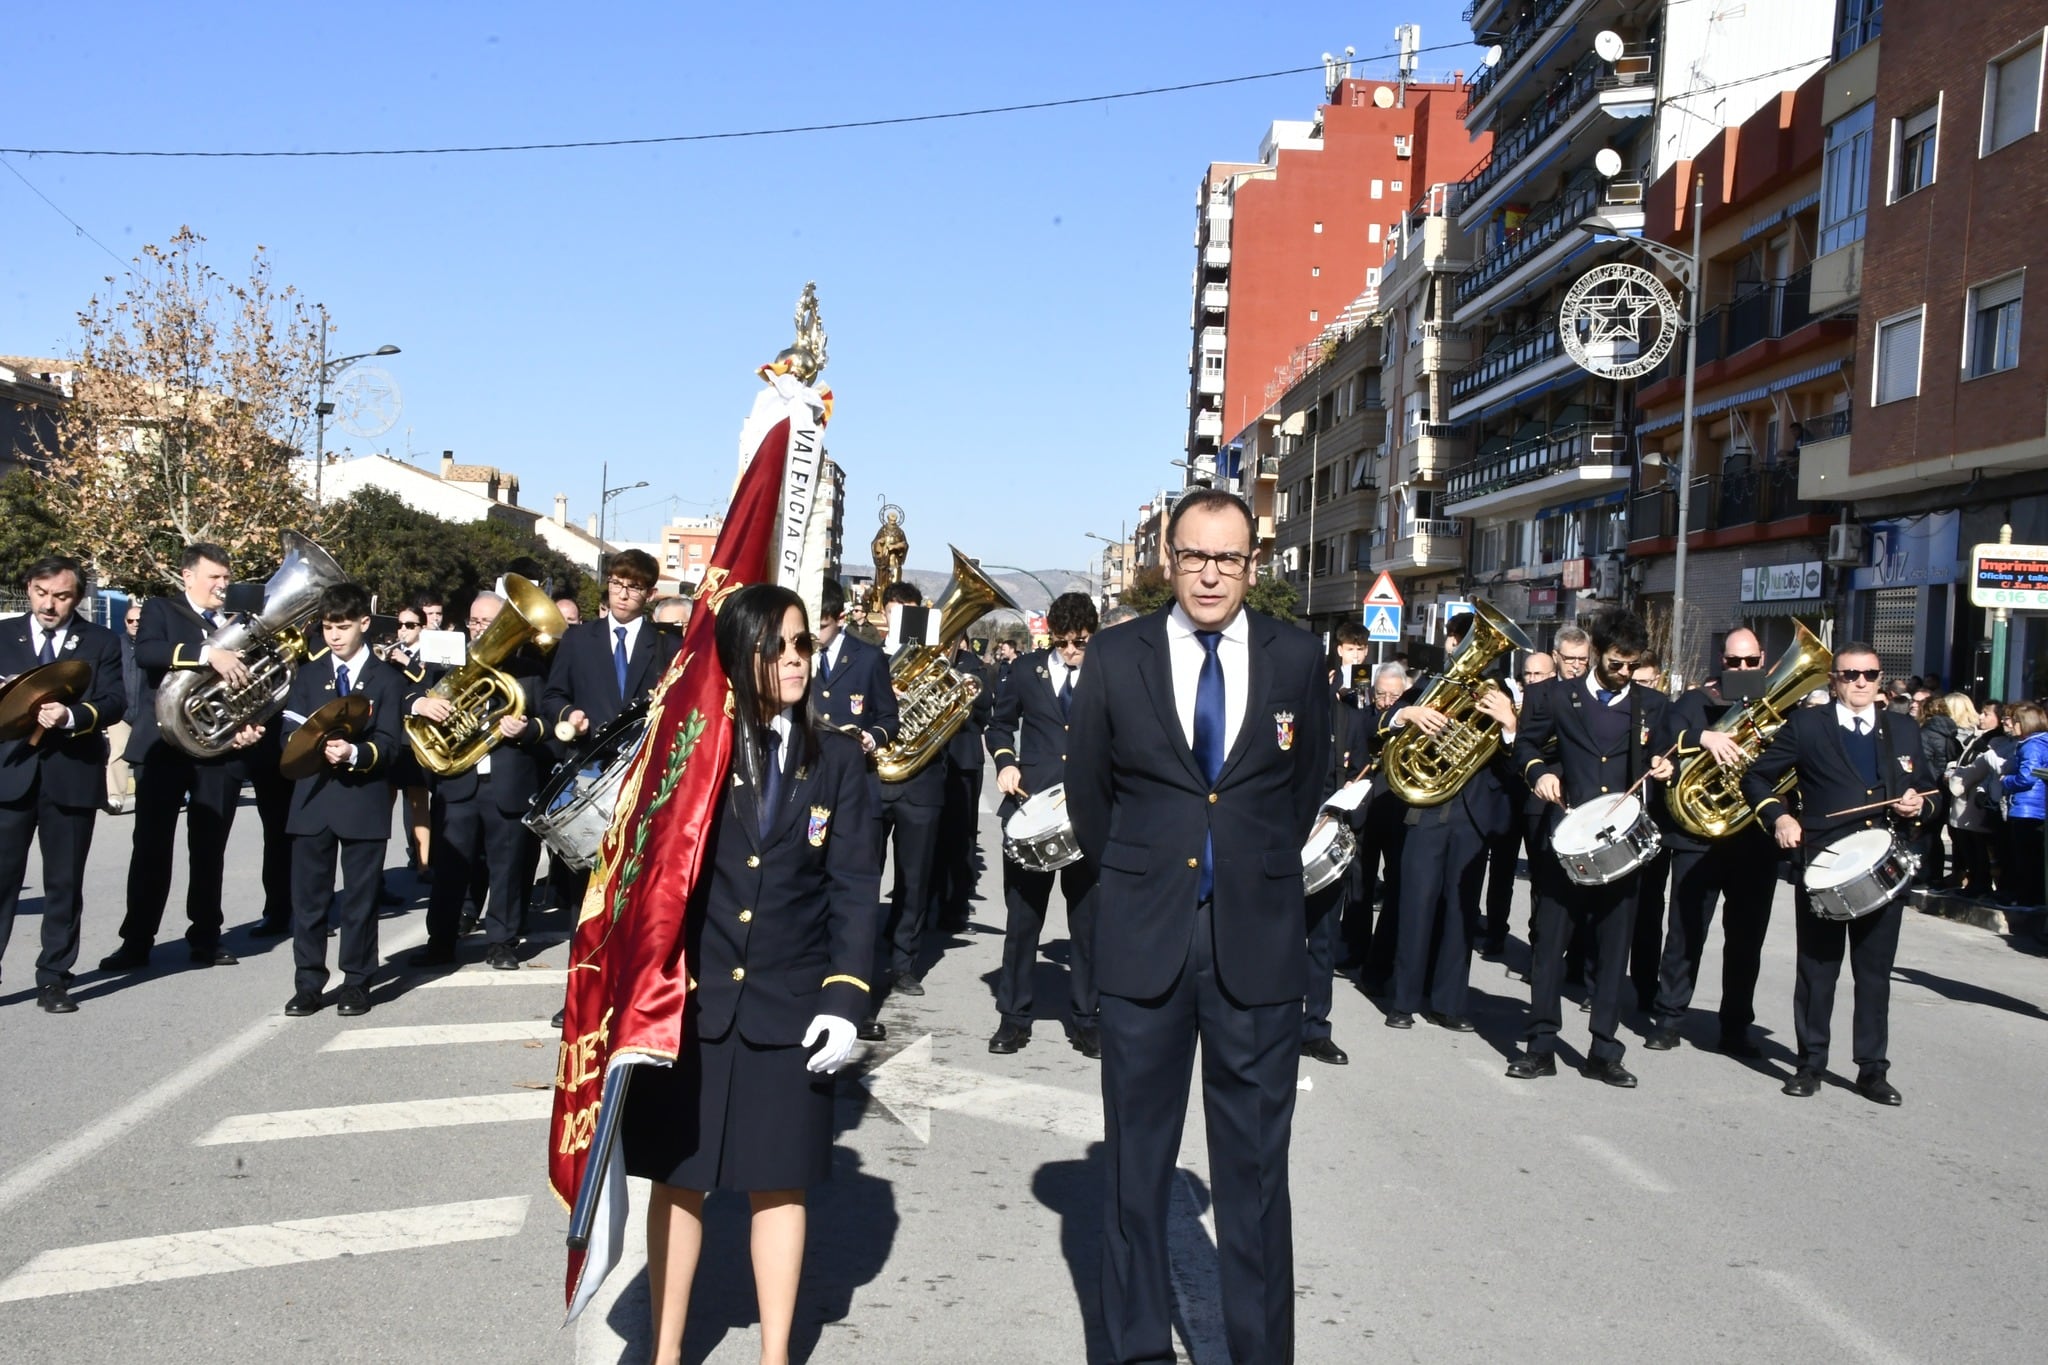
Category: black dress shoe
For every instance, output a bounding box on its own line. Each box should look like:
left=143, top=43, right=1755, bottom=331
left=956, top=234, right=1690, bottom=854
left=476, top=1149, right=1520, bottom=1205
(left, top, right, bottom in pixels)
left=1478, top=936, right=1506, bottom=961
left=988, top=1022, right=1030, bottom=1054
left=1071, top=1026, right=1102, bottom=1060
left=250, top=919, right=291, bottom=939
left=1425, top=1011, right=1475, bottom=1033
left=1782, top=1068, right=1820, bottom=1097
left=483, top=943, right=521, bottom=971
left=1383, top=1010, right=1415, bottom=1029
left=284, top=991, right=323, bottom=1017
left=1644, top=1026, right=1681, bottom=1051
left=335, top=985, right=372, bottom=1017
left=551, top=1008, right=565, bottom=1029
left=1506, top=1051, right=1556, bottom=1079
left=1716, top=1032, right=1763, bottom=1059
left=98, top=944, right=151, bottom=971
left=891, top=971, right=925, bottom=997
left=1582, top=1059, right=1639, bottom=1088
left=1301, top=1037, right=1350, bottom=1065
left=36, top=983, right=78, bottom=1014
left=1857, top=1074, right=1903, bottom=1106
left=857, top=1017, right=887, bottom=1042
left=189, top=947, right=238, bottom=967
left=409, top=942, right=458, bottom=968
left=457, top=912, right=481, bottom=937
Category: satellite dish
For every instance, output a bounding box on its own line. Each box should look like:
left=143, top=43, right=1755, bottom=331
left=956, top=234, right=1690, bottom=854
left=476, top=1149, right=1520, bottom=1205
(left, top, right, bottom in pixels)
left=1373, top=86, right=1395, bottom=108
left=1594, top=30, right=1625, bottom=62
left=1483, top=44, right=1503, bottom=68
left=1594, top=148, right=1625, bottom=178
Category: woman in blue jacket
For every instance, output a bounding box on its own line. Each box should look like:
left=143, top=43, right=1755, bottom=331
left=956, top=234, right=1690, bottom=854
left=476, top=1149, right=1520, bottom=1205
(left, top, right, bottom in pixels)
left=1997, top=702, right=2048, bottom=910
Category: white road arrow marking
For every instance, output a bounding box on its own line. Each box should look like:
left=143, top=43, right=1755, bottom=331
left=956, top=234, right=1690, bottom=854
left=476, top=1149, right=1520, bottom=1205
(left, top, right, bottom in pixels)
left=195, top=1091, right=550, bottom=1145
left=0, top=1196, right=530, bottom=1303
left=322, top=1020, right=557, bottom=1051
left=859, top=1034, right=1102, bottom=1144
left=417, top=967, right=569, bottom=989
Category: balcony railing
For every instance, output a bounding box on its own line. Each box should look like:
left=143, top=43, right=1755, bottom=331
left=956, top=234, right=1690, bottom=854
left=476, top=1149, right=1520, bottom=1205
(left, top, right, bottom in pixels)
left=1641, top=266, right=1822, bottom=385
left=1446, top=423, right=1626, bottom=503
left=1202, top=243, right=1231, bottom=270
left=1449, top=322, right=1561, bottom=405
left=1201, top=284, right=1230, bottom=313
left=1629, top=488, right=1675, bottom=541
left=1460, top=0, right=1578, bottom=116
left=1453, top=173, right=1603, bottom=310
left=1461, top=55, right=1605, bottom=207
left=1413, top=518, right=1466, bottom=538
left=1629, top=457, right=1821, bottom=543
left=1799, top=409, right=1852, bottom=442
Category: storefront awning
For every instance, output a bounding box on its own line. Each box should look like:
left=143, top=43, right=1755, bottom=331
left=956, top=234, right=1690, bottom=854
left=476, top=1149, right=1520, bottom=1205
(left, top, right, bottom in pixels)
left=1740, top=598, right=1833, bottom=619
left=1636, top=381, right=1773, bottom=436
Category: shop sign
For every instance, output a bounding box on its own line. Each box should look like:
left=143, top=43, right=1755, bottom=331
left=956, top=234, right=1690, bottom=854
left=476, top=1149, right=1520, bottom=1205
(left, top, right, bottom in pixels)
left=1970, top=543, right=2048, bottom=610
left=1849, top=511, right=1960, bottom=591
left=1741, top=561, right=1823, bottom=602
left=1527, top=586, right=1559, bottom=618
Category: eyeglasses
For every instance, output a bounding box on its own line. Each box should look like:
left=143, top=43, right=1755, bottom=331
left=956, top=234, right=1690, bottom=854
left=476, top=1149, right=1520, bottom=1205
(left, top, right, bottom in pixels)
left=1372, top=690, right=1405, bottom=704
left=467, top=616, right=494, bottom=628
left=608, top=579, right=651, bottom=597
left=1170, top=547, right=1252, bottom=578
left=1723, top=654, right=1763, bottom=669
left=1834, top=668, right=1883, bottom=683
left=773, top=632, right=817, bottom=658
left=1050, top=634, right=1090, bottom=650
left=397, top=619, right=421, bottom=629
left=1556, top=651, right=1590, bottom=663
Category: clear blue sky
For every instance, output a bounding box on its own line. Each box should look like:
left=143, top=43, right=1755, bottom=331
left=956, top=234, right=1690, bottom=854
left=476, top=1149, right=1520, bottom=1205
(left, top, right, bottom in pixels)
left=3, top=1, right=1476, bottom=574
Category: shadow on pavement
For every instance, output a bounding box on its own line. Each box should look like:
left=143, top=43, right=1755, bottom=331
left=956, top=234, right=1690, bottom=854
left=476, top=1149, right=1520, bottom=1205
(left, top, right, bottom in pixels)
left=1892, top=964, right=2048, bottom=1021
left=1031, top=1143, right=1111, bottom=1365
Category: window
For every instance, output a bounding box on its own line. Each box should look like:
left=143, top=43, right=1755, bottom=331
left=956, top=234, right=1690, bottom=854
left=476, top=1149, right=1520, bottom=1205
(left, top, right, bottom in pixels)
left=1202, top=352, right=1223, bottom=373
left=1820, top=102, right=1874, bottom=253
left=1371, top=179, right=1384, bottom=199
left=1311, top=265, right=1320, bottom=277
left=1368, top=222, right=1382, bottom=243
left=1984, top=38, right=2043, bottom=154
left=1313, top=221, right=1324, bottom=234
left=1874, top=308, right=1924, bottom=404
left=1391, top=180, right=1403, bottom=193
left=1966, top=273, right=2024, bottom=378
left=1310, top=310, right=1319, bottom=322
left=1891, top=103, right=1938, bottom=200
left=1835, top=0, right=1883, bottom=60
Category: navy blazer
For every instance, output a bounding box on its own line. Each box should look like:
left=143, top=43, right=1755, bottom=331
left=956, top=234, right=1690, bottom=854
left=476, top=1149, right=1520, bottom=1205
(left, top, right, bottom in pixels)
left=125, top=593, right=229, bottom=765
left=811, top=630, right=899, bottom=753
left=945, top=647, right=994, bottom=770
left=1741, top=703, right=1937, bottom=849
left=0, top=614, right=127, bottom=807
left=1066, top=608, right=1330, bottom=1005
left=1513, top=676, right=1673, bottom=835
left=687, top=728, right=881, bottom=1043
left=987, top=649, right=1082, bottom=819
left=1373, top=681, right=1516, bottom=834
left=541, top=615, right=679, bottom=738
left=425, top=651, right=553, bottom=812
left=280, top=651, right=405, bottom=839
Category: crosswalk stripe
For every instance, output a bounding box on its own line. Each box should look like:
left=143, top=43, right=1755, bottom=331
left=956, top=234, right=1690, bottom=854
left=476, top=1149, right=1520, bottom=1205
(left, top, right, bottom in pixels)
left=418, top=967, right=569, bottom=988
left=322, top=1021, right=557, bottom=1051
left=195, top=1092, right=551, bottom=1145
left=0, top=1196, right=529, bottom=1303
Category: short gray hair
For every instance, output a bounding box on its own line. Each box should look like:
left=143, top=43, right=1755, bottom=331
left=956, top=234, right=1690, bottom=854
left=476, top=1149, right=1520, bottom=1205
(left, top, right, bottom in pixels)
left=1099, top=604, right=1142, bottom=628
left=1372, top=663, right=1409, bottom=688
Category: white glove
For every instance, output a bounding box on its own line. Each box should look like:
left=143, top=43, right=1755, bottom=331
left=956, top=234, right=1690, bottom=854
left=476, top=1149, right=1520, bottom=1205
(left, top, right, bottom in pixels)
left=802, top=1014, right=859, bottom=1074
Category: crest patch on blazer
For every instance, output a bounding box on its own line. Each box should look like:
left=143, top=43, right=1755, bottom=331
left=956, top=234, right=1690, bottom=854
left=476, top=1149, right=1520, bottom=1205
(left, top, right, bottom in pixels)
left=850, top=693, right=865, bottom=716
left=1897, top=754, right=1914, bottom=771
left=807, top=805, right=831, bottom=846
left=1274, top=709, right=1295, bottom=751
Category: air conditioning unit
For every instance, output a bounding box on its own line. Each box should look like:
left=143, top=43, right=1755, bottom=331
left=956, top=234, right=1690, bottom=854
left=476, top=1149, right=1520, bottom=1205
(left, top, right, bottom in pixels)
left=1826, top=523, right=1867, bottom=566
left=1393, top=135, right=1413, bottom=159
left=1593, top=556, right=1625, bottom=600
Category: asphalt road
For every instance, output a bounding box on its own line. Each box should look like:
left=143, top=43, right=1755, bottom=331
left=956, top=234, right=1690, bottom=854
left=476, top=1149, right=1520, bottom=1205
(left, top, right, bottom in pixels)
left=4, top=782, right=2048, bottom=1364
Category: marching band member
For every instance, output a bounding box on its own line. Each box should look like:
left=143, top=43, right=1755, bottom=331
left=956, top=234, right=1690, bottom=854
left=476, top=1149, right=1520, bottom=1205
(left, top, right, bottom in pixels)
left=1644, top=629, right=1777, bottom=1057
left=0, top=556, right=126, bottom=1012
left=620, top=584, right=878, bottom=1365
left=1303, top=631, right=1373, bottom=1065
left=279, top=584, right=405, bottom=1018
left=1481, top=650, right=1557, bottom=958
left=932, top=636, right=993, bottom=934
left=105, top=543, right=262, bottom=972
left=1509, top=609, right=1674, bottom=1087
left=1345, top=664, right=1409, bottom=986
left=382, top=606, right=434, bottom=884
left=987, top=592, right=1099, bottom=1058
left=1627, top=650, right=1673, bottom=1013
left=1741, top=644, right=1935, bottom=1104
left=870, top=580, right=946, bottom=1002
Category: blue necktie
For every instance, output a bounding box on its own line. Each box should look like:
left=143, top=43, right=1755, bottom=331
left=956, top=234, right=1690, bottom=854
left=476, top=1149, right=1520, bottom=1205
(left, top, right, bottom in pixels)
left=758, top=730, right=783, bottom=837
left=614, top=626, right=629, bottom=698
left=1058, top=671, right=1074, bottom=720
left=201, top=609, right=218, bottom=631
left=335, top=663, right=351, bottom=697
left=37, top=632, right=55, bottom=666
left=1596, top=687, right=1616, bottom=705
left=1194, top=631, right=1225, bottom=901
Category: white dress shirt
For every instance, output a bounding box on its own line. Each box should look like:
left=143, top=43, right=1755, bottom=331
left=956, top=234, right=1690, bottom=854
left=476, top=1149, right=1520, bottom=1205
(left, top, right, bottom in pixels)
left=1048, top=653, right=1080, bottom=695
left=28, top=619, right=77, bottom=727
left=1165, top=603, right=1248, bottom=754
left=1835, top=700, right=1879, bottom=733
left=817, top=631, right=843, bottom=677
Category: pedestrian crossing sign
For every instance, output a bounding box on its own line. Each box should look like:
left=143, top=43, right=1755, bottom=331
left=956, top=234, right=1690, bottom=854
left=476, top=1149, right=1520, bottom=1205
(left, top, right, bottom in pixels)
left=1365, top=604, right=1403, bottom=642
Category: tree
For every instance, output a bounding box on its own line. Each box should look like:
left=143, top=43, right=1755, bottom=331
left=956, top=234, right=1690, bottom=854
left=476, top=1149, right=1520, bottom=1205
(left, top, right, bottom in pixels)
left=0, top=469, right=65, bottom=591
left=323, top=487, right=587, bottom=611
left=1119, top=565, right=1173, bottom=613
left=1244, top=571, right=1298, bottom=622
left=34, top=227, right=323, bottom=592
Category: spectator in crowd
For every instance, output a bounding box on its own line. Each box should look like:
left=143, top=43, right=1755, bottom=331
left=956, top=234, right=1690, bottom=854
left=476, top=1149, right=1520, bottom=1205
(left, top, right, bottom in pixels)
left=1997, top=703, right=2048, bottom=913
left=1917, top=692, right=1965, bottom=887
left=1943, top=695, right=2003, bottom=901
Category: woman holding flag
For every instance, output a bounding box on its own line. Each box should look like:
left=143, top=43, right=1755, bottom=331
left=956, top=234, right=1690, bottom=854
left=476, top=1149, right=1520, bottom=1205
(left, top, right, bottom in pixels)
left=619, top=582, right=880, bottom=1365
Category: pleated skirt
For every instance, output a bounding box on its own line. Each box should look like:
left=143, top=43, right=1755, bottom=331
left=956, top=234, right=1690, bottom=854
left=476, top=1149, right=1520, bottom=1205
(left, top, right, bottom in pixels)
left=620, top=1023, right=836, bottom=1192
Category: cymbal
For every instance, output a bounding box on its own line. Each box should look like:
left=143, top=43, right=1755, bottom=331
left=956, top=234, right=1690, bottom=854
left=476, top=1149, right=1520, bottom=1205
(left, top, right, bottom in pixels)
left=0, top=660, right=92, bottom=742
left=280, top=694, right=372, bottom=780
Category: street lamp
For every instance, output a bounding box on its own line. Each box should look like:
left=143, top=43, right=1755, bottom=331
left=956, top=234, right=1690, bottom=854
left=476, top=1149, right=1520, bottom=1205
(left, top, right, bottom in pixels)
left=311, top=307, right=400, bottom=507
left=598, top=460, right=650, bottom=543
left=1083, top=530, right=1125, bottom=602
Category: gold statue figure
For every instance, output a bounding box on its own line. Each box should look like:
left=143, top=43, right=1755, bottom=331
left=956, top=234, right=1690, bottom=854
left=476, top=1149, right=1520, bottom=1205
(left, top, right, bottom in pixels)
left=869, top=501, right=908, bottom=611
left=773, top=281, right=829, bottom=383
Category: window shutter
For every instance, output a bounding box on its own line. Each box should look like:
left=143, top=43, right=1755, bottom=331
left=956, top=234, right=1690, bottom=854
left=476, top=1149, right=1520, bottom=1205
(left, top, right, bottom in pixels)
left=1991, top=45, right=2043, bottom=150
left=1877, top=314, right=1923, bottom=403
left=1976, top=272, right=2025, bottom=311
left=1901, top=104, right=1939, bottom=140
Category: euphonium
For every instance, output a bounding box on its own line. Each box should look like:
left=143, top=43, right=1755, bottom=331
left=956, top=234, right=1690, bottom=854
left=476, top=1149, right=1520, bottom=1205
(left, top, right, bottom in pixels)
left=1667, top=620, right=1833, bottom=840
left=156, top=531, right=346, bottom=758
left=873, top=546, right=1018, bottom=783
left=1379, top=599, right=1535, bottom=807
left=404, top=574, right=568, bottom=777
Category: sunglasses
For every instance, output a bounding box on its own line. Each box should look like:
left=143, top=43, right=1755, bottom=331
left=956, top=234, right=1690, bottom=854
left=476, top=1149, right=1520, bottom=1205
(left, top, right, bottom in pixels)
left=1050, top=635, right=1090, bottom=649
left=773, top=632, right=817, bottom=658
left=1723, top=654, right=1762, bottom=668
left=1834, top=668, right=1882, bottom=683
left=397, top=619, right=422, bottom=629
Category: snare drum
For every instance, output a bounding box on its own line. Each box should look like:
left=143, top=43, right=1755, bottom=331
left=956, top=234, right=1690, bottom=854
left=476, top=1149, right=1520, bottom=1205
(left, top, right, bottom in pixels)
left=1802, top=828, right=1919, bottom=921
left=1003, top=785, right=1083, bottom=873
left=1552, top=794, right=1662, bottom=886
left=525, top=704, right=650, bottom=872
left=1300, top=817, right=1358, bottom=894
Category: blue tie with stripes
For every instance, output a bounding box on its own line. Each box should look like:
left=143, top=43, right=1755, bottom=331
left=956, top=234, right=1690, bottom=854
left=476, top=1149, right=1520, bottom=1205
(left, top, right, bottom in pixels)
left=1194, top=631, right=1225, bottom=901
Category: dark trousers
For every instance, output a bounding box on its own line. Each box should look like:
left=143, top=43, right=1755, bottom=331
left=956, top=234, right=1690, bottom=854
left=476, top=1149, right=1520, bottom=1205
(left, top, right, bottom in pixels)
left=1631, top=848, right=1673, bottom=1012
left=1527, top=875, right=1637, bottom=1063
left=1792, top=893, right=1904, bottom=1078
left=1392, top=813, right=1484, bottom=1017
left=1481, top=819, right=1527, bottom=946
left=1953, top=827, right=1996, bottom=897
left=551, top=860, right=589, bottom=919
left=247, top=758, right=294, bottom=923
left=429, top=784, right=535, bottom=947
left=0, top=778, right=97, bottom=986
left=1652, top=832, right=1778, bottom=1035
left=121, top=753, right=241, bottom=954
left=2005, top=817, right=2046, bottom=908
left=876, top=785, right=942, bottom=979
left=931, top=758, right=983, bottom=923
left=1344, top=794, right=1404, bottom=977
left=1303, top=882, right=1343, bottom=1040
left=994, top=858, right=1098, bottom=1030
left=291, top=830, right=387, bottom=994
left=1098, top=902, right=1297, bottom=1365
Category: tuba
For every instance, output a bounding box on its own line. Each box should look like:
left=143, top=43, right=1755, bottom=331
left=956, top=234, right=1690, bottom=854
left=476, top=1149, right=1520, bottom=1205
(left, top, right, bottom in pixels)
left=1379, top=600, right=1535, bottom=807
left=156, top=531, right=346, bottom=758
left=1667, top=620, right=1833, bottom=840
left=872, top=546, right=1018, bottom=783
left=404, top=574, right=568, bottom=777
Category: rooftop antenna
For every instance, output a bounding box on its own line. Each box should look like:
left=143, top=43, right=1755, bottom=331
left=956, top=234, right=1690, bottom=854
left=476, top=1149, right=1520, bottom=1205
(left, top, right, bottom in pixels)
left=1395, top=24, right=1420, bottom=107
left=1321, top=45, right=1354, bottom=102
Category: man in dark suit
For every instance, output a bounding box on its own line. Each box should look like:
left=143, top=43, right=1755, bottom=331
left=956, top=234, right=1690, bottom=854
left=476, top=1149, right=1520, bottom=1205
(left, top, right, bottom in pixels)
left=1480, top=649, right=1557, bottom=958
left=931, top=639, right=993, bottom=934
left=1346, top=664, right=1409, bottom=985
left=408, top=590, right=552, bottom=969
left=1303, top=638, right=1372, bottom=1064
left=1067, top=489, right=1330, bottom=1365
left=987, top=592, right=1099, bottom=1057
left=279, top=584, right=405, bottom=1018
left=1510, top=609, right=1674, bottom=1087
left=105, top=542, right=262, bottom=971
left=0, top=556, right=127, bottom=1011
left=1742, top=642, right=1934, bottom=1104
left=870, top=579, right=948, bottom=1000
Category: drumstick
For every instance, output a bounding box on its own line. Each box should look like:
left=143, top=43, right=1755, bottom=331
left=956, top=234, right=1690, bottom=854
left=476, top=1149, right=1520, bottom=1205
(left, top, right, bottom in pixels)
left=1822, top=794, right=1919, bottom=820
left=1599, top=740, right=1682, bottom=822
